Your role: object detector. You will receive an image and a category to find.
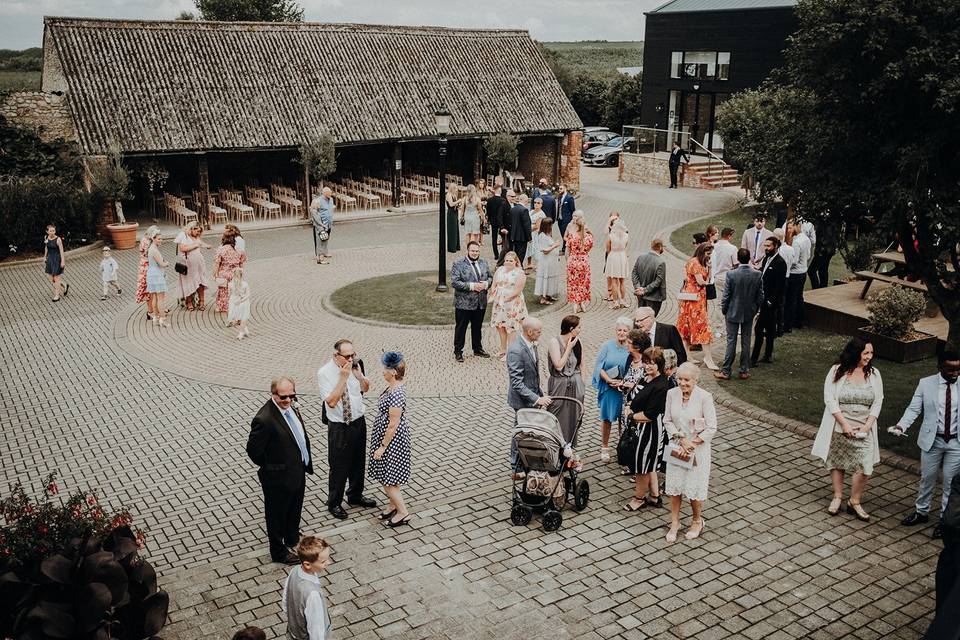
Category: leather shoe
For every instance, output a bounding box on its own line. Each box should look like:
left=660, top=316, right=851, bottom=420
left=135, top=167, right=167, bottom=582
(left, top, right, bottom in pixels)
left=348, top=496, right=377, bottom=508
left=901, top=511, right=929, bottom=526
left=739, top=372, right=750, bottom=380
left=328, top=505, right=348, bottom=520
left=273, top=552, right=299, bottom=565
left=933, top=523, right=943, bottom=539
left=713, top=371, right=730, bottom=380
left=455, top=353, right=464, bottom=363
left=474, top=351, right=491, bottom=358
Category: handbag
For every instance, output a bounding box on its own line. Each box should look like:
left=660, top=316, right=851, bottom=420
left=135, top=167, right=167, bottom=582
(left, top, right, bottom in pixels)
left=705, top=283, right=717, bottom=300
left=480, top=221, right=490, bottom=234
left=317, top=224, right=330, bottom=242
left=677, top=291, right=699, bottom=301
left=664, top=442, right=694, bottom=469
left=617, top=425, right=640, bottom=468
left=174, top=261, right=188, bottom=275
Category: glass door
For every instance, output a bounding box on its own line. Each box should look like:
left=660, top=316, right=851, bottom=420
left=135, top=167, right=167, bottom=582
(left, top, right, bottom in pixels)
left=678, top=92, right=716, bottom=154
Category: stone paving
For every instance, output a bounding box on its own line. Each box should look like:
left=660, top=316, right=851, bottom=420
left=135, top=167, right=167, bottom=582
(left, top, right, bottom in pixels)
left=0, top=167, right=940, bottom=638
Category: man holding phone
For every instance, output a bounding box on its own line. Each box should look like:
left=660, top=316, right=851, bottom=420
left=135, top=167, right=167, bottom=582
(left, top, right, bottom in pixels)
left=318, top=339, right=377, bottom=519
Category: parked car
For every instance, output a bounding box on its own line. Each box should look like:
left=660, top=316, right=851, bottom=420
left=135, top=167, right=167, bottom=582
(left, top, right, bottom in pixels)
left=581, top=130, right=618, bottom=154
left=582, top=136, right=638, bottom=167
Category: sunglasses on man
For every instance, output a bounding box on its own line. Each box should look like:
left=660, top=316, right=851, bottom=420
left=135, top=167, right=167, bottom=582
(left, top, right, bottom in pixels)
left=276, top=393, right=297, bottom=400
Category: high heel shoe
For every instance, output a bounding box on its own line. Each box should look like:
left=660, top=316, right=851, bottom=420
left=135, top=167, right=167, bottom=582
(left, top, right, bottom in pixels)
left=846, top=501, right=870, bottom=522
left=685, top=518, right=705, bottom=540
left=378, top=509, right=397, bottom=521
left=702, top=359, right=720, bottom=371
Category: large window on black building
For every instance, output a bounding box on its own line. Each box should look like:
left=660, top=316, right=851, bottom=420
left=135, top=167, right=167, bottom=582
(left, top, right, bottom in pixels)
left=670, top=51, right=731, bottom=80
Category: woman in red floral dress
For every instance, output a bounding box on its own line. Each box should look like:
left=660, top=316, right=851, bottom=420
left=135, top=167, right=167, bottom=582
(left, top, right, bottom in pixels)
left=136, top=226, right=159, bottom=319
left=212, top=229, right=247, bottom=316
left=565, top=211, right=594, bottom=313
left=677, top=242, right=719, bottom=370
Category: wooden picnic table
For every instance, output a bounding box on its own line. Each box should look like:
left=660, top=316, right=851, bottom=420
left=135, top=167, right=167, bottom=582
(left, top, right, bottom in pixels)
left=857, top=251, right=926, bottom=299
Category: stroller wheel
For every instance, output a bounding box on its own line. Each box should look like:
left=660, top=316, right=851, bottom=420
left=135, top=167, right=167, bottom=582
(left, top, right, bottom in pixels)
left=543, top=510, right=563, bottom=532
left=510, top=504, right=533, bottom=526
left=573, top=479, right=590, bottom=512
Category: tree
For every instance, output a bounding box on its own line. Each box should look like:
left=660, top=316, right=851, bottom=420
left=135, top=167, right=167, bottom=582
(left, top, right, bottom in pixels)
left=194, top=0, right=304, bottom=22
left=483, top=133, right=520, bottom=183
left=716, top=0, right=960, bottom=348
left=603, top=73, right=644, bottom=133
left=297, top=131, right=336, bottom=202
left=175, top=11, right=197, bottom=20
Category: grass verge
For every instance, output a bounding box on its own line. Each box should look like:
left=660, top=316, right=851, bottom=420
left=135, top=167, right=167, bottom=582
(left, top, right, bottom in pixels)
left=0, top=71, right=41, bottom=91
left=329, top=269, right=548, bottom=326
left=713, top=327, right=930, bottom=460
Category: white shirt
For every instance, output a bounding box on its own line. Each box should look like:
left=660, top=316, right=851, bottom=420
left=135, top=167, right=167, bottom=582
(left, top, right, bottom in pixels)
left=780, top=221, right=816, bottom=246
left=647, top=322, right=658, bottom=346
left=282, top=567, right=329, bottom=640
left=790, top=234, right=812, bottom=275
left=938, top=376, right=959, bottom=435
left=318, top=359, right=365, bottom=423
left=519, top=334, right=539, bottom=369
left=778, top=244, right=796, bottom=275
left=100, top=256, right=119, bottom=282
left=711, top=239, right=738, bottom=277
left=272, top=399, right=309, bottom=464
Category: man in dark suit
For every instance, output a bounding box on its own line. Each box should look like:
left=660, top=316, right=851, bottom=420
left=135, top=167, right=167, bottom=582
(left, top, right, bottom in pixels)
left=486, top=186, right=509, bottom=261
left=634, top=306, right=687, bottom=366
left=716, top=248, right=764, bottom=380
left=450, top=241, right=493, bottom=362
left=534, top=178, right=556, bottom=221
left=668, top=142, right=689, bottom=188
left=506, top=316, right=551, bottom=477
left=507, top=190, right=532, bottom=264
left=556, top=183, right=575, bottom=254
left=247, top=376, right=314, bottom=564
left=751, top=237, right=788, bottom=365
left=631, top=238, right=667, bottom=315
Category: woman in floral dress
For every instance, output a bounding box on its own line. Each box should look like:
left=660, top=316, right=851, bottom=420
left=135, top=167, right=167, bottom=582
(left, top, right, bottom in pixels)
left=488, top=251, right=528, bottom=360
left=677, top=242, right=719, bottom=370
left=565, top=210, right=594, bottom=313
left=212, top=228, right=247, bottom=315
left=136, top=225, right=159, bottom=319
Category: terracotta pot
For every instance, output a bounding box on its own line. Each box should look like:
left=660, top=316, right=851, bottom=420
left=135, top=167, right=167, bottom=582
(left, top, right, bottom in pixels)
left=106, top=222, right=140, bottom=250
left=856, top=326, right=938, bottom=363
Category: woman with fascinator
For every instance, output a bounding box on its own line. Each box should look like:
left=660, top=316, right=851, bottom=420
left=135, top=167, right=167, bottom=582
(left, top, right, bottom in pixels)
left=368, top=351, right=412, bottom=527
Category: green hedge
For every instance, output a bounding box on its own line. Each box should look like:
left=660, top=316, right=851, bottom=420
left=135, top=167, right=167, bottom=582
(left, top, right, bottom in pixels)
left=0, top=175, right=99, bottom=258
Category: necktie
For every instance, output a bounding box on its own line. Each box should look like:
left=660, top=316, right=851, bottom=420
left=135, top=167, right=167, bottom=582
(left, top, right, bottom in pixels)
left=946, top=383, right=953, bottom=440
left=470, top=260, right=481, bottom=280
left=283, top=409, right=310, bottom=465
left=342, top=387, right=353, bottom=424
left=754, top=230, right=761, bottom=260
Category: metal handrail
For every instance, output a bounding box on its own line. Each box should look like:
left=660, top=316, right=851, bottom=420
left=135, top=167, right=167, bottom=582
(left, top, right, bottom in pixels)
left=690, top=138, right=725, bottom=165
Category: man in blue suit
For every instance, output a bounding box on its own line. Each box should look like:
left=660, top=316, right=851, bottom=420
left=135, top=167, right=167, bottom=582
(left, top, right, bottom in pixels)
left=556, top=183, right=575, bottom=254
left=715, top=248, right=763, bottom=380
left=893, top=351, right=960, bottom=539
left=506, top=317, right=552, bottom=477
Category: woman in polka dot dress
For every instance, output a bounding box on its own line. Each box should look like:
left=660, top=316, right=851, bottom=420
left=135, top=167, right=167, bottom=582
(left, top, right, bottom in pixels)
left=369, top=351, right=412, bottom=528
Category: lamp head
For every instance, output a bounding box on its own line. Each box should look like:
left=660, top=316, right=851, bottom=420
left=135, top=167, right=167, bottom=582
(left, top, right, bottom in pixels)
left=434, top=109, right=451, bottom=136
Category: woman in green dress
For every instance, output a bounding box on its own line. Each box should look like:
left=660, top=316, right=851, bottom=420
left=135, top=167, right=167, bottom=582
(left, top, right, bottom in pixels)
left=445, top=183, right=461, bottom=253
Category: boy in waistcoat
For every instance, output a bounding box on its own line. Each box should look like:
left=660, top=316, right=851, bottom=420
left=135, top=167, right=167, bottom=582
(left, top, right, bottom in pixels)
left=282, top=536, right=333, bottom=639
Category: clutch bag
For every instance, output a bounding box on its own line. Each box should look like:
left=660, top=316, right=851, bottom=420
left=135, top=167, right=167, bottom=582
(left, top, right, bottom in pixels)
left=603, top=365, right=621, bottom=380
left=664, top=442, right=694, bottom=469
left=677, top=291, right=699, bottom=301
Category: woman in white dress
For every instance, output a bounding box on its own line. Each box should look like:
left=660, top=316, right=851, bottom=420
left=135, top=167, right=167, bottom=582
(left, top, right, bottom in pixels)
left=605, top=220, right=629, bottom=309
left=534, top=218, right=562, bottom=304
left=227, top=267, right=251, bottom=339
left=663, top=362, right=718, bottom=542
left=526, top=198, right=547, bottom=271
left=459, top=184, right=485, bottom=247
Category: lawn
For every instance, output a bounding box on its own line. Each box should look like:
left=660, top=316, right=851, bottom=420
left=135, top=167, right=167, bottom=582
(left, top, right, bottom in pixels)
left=330, top=269, right=549, bottom=326
left=670, top=207, right=850, bottom=288
left=714, top=328, right=931, bottom=460
left=0, top=71, right=41, bottom=91
left=542, top=41, right=644, bottom=78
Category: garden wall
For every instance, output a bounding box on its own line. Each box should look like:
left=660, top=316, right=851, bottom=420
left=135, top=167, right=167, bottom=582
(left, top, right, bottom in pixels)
left=619, top=153, right=700, bottom=188
left=0, top=91, right=75, bottom=144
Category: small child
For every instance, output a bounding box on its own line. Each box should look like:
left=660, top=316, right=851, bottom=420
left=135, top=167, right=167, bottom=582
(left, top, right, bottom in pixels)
left=282, top=536, right=333, bottom=640
left=227, top=266, right=250, bottom=339
left=99, top=246, right=121, bottom=300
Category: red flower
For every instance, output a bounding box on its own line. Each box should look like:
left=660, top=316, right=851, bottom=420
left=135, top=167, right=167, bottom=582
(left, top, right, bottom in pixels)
left=45, top=482, right=58, bottom=496
left=86, top=495, right=97, bottom=506
left=93, top=509, right=104, bottom=519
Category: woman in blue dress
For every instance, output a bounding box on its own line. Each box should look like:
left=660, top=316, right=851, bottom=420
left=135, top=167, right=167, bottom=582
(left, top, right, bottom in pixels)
left=43, top=224, right=69, bottom=302
left=369, top=351, right=412, bottom=528
left=592, top=317, right=631, bottom=462
left=146, top=234, right=170, bottom=327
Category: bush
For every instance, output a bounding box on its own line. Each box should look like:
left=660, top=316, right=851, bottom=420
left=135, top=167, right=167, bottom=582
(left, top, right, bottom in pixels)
left=839, top=231, right=879, bottom=273
left=0, top=175, right=98, bottom=258
left=484, top=133, right=520, bottom=177
left=298, top=131, right=337, bottom=182
left=866, top=285, right=926, bottom=338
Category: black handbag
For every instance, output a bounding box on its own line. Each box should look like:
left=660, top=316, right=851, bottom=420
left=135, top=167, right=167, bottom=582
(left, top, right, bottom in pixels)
left=616, top=424, right=640, bottom=469
left=705, top=283, right=717, bottom=300
left=174, top=261, right=188, bottom=275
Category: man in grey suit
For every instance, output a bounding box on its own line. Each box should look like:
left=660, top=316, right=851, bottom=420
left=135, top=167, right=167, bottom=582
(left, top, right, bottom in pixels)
left=715, top=248, right=763, bottom=380
left=892, top=351, right=960, bottom=539
left=631, top=238, right=667, bottom=315
left=450, top=241, right=493, bottom=363
left=506, top=317, right=552, bottom=477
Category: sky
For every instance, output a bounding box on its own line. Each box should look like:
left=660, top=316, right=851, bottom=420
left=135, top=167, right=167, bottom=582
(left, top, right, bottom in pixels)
left=0, top=0, right=664, bottom=50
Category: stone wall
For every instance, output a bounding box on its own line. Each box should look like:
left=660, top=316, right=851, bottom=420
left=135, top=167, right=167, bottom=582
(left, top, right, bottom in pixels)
left=517, top=136, right=556, bottom=187
left=619, top=153, right=699, bottom=188
left=559, top=130, right=581, bottom=192
left=0, top=92, right=76, bottom=144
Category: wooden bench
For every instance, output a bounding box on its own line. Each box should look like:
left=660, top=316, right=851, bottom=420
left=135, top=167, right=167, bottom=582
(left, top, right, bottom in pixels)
left=855, top=271, right=927, bottom=298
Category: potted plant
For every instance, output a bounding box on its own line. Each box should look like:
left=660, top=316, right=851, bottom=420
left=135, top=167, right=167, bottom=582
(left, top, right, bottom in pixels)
left=87, top=147, right=137, bottom=249
left=858, top=285, right=938, bottom=362
left=484, top=133, right=520, bottom=188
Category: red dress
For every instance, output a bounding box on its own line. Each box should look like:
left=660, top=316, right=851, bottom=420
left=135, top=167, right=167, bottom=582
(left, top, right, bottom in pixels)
left=135, top=236, right=150, bottom=304
left=213, top=245, right=247, bottom=312
left=677, top=258, right=712, bottom=345
left=565, top=231, right=594, bottom=304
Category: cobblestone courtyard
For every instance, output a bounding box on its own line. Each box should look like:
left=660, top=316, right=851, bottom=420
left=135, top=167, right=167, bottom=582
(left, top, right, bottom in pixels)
left=0, top=169, right=940, bottom=638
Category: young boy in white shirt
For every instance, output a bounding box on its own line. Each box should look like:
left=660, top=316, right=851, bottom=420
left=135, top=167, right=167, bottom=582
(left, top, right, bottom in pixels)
left=99, top=246, right=121, bottom=300
left=282, top=536, right=333, bottom=640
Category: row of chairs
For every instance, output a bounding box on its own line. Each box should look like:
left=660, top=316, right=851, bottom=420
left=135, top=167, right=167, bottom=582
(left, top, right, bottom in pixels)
left=164, top=193, right=199, bottom=227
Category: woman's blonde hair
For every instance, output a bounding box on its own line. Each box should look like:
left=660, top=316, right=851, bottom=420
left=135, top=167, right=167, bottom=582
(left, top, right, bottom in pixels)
left=183, top=220, right=200, bottom=234
left=571, top=210, right=587, bottom=236
left=501, top=251, right=520, bottom=267
left=232, top=266, right=244, bottom=283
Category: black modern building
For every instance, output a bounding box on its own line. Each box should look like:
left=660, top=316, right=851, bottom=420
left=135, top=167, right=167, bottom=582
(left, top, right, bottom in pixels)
left=639, top=0, right=798, bottom=154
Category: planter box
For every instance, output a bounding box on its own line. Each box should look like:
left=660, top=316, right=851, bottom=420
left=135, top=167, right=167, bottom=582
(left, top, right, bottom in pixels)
left=106, top=222, right=139, bottom=250
left=857, top=326, right=938, bottom=363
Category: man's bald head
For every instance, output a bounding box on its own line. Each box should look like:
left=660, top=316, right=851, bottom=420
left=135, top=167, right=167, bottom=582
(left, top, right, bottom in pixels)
left=633, top=307, right=656, bottom=332
left=522, top=317, right=543, bottom=342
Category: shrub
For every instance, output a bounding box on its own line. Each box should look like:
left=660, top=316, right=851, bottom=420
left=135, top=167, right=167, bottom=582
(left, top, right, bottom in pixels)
left=839, top=231, right=879, bottom=273
left=866, top=285, right=926, bottom=338
left=298, top=131, right=337, bottom=182
left=0, top=175, right=98, bottom=258
left=484, top=133, right=520, bottom=178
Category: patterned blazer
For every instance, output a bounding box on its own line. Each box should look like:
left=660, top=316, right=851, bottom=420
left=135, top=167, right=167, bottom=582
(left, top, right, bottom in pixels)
left=451, top=256, right=493, bottom=311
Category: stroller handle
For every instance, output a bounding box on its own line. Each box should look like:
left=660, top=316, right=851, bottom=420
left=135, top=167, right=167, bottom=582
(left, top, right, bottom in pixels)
left=545, top=395, right=585, bottom=424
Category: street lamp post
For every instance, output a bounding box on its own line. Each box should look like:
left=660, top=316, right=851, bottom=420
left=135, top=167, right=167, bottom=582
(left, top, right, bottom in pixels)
left=435, top=109, right=451, bottom=292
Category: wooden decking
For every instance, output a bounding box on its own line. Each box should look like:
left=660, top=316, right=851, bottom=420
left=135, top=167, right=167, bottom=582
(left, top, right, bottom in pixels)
left=804, top=281, right=948, bottom=342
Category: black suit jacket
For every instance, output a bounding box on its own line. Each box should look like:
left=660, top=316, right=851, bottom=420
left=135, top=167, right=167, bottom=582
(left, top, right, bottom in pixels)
left=509, top=204, right=532, bottom=243
left=669, top=148, right=690, bottom=168
left=759, top=253, right=788, bottom=308
left=486, top=195, right=508, bottom=229
left=247, top=400, right=314, bottom=491
left=651, top=322, right=687, bottom=366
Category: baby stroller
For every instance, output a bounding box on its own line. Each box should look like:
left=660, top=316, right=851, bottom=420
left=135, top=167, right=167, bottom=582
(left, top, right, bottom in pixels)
left=510, top=396, right=589, bottom=531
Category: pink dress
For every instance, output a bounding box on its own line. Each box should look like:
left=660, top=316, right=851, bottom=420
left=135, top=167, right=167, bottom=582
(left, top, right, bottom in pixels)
left=213, top=244, right=246, bottom=313
left=566, top=231, right=594, bottom=304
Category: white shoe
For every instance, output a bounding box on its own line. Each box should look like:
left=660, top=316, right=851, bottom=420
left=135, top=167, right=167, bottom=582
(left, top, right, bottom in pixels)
left=685, top=519, right=705, bottom=540
left=665, top=526, right=679, bottom=543
left=600, top=448, right=611, bottom=463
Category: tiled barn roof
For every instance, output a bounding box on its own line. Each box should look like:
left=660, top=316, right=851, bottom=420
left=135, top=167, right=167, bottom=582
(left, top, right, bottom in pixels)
left=43, top=17, right=582, bottom=155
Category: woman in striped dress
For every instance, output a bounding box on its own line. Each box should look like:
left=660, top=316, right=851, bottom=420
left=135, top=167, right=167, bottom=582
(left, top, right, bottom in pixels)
left=623, top=346, right=670, bottom=511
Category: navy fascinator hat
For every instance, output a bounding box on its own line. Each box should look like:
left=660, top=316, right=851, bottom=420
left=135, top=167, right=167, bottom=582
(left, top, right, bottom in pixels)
left=381, top=351, right=404, bottom=368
